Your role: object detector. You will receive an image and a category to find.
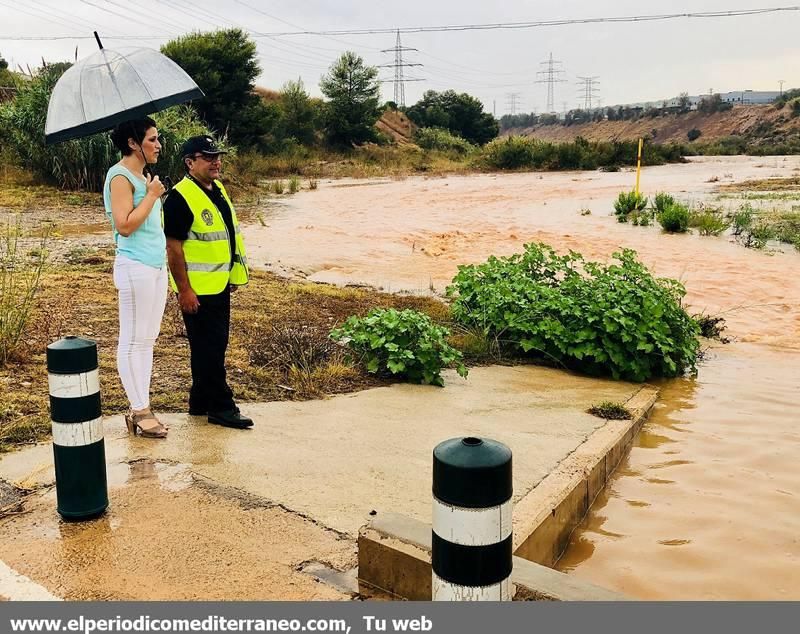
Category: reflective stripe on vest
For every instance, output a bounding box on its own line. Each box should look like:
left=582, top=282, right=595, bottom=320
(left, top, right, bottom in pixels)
left=170, top=177, right=249, bottom=294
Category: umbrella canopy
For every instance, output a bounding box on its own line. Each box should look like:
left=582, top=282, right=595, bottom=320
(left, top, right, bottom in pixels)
left=45, top=45, right=203, bottom=145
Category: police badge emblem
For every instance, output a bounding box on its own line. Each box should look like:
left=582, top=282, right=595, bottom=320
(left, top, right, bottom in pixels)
left=201, top=209, right=214, bottom=226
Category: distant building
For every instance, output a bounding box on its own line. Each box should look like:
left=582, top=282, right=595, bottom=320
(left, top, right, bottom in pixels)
left=719, top=90, right=780, bottom=104
left=613, top=89, right=786, bottom=112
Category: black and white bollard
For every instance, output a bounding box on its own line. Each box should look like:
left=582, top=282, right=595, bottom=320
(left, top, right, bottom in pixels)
left=432, top=436, right=513, bottom=600
left=46, top=336, right=108, bottom=520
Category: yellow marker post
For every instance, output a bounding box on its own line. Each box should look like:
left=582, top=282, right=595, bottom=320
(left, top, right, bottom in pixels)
left=635, top=138, right=643, bottom=195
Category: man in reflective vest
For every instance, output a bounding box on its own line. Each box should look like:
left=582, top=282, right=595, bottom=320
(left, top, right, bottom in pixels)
left=164, top=135, right=253, bottom=429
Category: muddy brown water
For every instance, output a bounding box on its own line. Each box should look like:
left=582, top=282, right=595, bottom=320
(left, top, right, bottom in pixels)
left=245, top=155, right=800, bottom=599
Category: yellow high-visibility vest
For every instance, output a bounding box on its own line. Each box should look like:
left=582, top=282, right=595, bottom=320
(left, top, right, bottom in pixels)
left=169, top=176, right=249, bottom=295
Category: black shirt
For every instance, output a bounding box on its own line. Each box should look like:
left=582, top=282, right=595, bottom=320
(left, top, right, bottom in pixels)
left=163, top=175, right=236, bottom=264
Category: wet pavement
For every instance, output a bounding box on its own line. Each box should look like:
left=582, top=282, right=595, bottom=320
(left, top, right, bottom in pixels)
left=0, top=366, right=640, bottom=600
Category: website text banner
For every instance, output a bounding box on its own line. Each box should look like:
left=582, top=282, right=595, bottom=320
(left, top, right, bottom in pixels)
left=2, top=602, right=797, bottom=634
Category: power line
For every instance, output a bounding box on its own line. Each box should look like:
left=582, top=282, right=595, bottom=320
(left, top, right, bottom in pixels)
left=5, top=5, right=798, bottom=40
left=248, top=6, right=800, bottom=36
left=536, top=52, right=566, bottom=114
left=378, top=30, right=423, bottom=106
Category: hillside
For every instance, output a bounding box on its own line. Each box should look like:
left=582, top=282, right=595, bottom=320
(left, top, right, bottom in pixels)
left=511, top=105, right=800, bottom=147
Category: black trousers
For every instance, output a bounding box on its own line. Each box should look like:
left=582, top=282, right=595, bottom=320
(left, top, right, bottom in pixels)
left=181, top=285, right=235, bottom=412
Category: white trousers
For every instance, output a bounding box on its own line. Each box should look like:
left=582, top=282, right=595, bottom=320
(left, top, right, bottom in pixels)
left=113, top=255, right=168, bottom=411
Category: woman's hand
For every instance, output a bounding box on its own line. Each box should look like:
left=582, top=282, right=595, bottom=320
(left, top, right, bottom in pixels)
left=146, top=174, right=166, bottom=199
left=178, top=288, right=200, bottom=314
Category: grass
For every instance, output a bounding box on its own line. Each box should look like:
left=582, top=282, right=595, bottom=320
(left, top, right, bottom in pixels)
left=0, top=166, right=101, bottom=209
left=0, top=266, right=458, bottom=451
left=588, top=401, right=632, bottom=420
left=718, top=177, right=800, bottom=193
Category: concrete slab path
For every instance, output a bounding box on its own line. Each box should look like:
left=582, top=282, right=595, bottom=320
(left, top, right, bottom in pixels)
left=0, top=364, right=642, bottom=600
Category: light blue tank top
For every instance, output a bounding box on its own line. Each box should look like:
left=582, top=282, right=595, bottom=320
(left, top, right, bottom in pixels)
left=103, top=164, right=166, bottom=269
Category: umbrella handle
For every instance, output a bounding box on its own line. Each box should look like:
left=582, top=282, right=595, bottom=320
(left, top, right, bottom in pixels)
left=93, top=32, right=104, bottom=50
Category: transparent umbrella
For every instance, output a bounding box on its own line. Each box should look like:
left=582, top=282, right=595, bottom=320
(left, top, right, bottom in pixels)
left=45, top=33, right=203, bottom=145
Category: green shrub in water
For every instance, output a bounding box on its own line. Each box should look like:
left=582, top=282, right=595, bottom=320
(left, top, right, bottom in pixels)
left=658, top=202, right=690, bottom=233
left=613, top=190, right=648, bottom=222
left=446, top=243, right=700, bottom=381
left=688, top=206, right=730, bottom=236
left=653, top=192, right=675, bottom=214
left=330, top=308, right=468, bottom=387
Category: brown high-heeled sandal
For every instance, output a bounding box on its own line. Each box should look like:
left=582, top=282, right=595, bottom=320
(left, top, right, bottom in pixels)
left=125, top=409, right=168, bottom=439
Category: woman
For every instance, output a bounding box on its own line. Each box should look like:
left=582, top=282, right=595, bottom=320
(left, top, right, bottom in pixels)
left=104, top=117, right=168, bottom=438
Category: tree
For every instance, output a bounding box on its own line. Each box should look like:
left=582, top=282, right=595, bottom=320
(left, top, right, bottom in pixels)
left=678, top=92, right=691, bottom=112
left=0, top=52, right=15, bottom=89
left=278, top=78, right=318, bottom=145
left=161, top=29, right=275, bottom=148
left=405, top=90, right=498, bottom=145
left=319, top=52, right=381, bottom=146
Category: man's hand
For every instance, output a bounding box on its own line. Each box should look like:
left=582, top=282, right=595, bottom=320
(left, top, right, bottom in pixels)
left=178, top=288, right=200, bottom=314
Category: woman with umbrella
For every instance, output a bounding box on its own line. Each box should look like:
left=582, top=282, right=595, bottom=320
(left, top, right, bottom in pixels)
left=46, top=38, right=204, bottom=439
left=104, top=117, right=169, bottom=438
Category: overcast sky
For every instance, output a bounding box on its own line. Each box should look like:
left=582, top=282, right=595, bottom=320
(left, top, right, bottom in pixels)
left=2, top=0, right=799, bottom=114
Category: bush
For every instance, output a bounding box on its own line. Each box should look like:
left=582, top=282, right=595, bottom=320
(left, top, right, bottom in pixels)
left=687, top=128, right=702, bottom=142
left=688, top=206, right=730, bottom=236
left=482, top=136, right=536, bottom=169
left=413, top=127, right=476, bottom=154
left=658, top=202, right=690, bottom=233
left=447, top=243, right=700, bottom=381
left=613, top=190, right=648, bottom=222
left=330, top=308, right=467, bottom=387
left=740, top=221, right=774, bottom=249
left=653, top=192, right=675, bottom=214
left=730, top=203, right=755, bottom=236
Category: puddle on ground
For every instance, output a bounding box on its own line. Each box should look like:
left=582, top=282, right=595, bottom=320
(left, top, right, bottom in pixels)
left=0, top=460, right=355, bottom=600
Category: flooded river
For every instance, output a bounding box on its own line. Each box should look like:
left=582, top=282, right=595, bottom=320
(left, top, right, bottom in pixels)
left=246, top=155, right=800, bottom=599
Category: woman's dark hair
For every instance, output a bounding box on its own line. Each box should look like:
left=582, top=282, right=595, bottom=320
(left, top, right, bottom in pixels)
left=110, top=117, right=157, bottom=155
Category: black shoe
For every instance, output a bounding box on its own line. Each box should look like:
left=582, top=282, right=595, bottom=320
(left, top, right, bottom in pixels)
left=207, top=408, right=253, bottom=429
left=188, top=405, right=207, bottom=416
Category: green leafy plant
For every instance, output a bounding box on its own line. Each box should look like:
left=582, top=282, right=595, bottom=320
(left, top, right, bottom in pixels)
left=288, top=175, right=300, bottom=194
left=446, top=243, right=700, bottom=381
left=330, top=308, right=468, bottom=387
left=614, top=190, right=648, bottom=222
left=272, top=180, right=285, bottom=194
left=658, top=202, right=690, bottom=233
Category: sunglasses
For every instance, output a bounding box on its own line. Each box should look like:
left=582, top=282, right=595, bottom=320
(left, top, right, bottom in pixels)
left=191, top=154, right=223, bottom=163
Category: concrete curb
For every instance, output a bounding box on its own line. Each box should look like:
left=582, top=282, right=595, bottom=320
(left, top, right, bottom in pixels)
left=357, top=385, right=658, bottom=600
left=512, top=385, right=658, bottom=566
left=358, top=513, right=630, bottom=601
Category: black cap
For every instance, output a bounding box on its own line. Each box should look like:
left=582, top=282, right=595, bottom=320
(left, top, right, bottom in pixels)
left=181, top=135, right=228, bottom=158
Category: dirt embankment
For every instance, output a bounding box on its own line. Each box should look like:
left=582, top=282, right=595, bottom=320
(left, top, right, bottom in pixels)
left=376, top=109, right=417, bottom=145
left=511, top=105, right=800, bottom=145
